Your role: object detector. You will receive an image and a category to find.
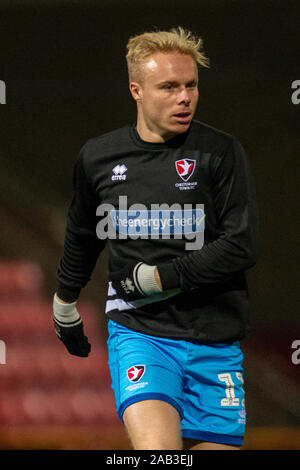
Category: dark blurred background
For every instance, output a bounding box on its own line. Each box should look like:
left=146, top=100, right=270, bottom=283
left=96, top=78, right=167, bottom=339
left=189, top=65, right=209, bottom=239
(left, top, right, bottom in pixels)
left=0, top=0, right=299, bottom=450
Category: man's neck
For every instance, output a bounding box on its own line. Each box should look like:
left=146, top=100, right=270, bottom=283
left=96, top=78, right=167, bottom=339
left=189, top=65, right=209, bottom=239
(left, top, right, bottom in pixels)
left=136, top=120, right=176, bottom=143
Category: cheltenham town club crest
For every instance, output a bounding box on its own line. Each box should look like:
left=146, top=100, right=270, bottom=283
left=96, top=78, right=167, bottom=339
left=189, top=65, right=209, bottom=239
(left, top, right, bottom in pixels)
left=175, top=159, right=196, bottom=182
left=127, top=365, right=146, bottom=383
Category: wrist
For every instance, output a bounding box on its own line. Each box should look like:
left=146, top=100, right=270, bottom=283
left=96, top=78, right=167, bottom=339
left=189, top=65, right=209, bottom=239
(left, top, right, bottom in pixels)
left=135, top=263, right=162, bottom=295
left=56, top=283, right=81, bottom=303
left=55, top=295, right=72, bottom=304
left=154, top=267, right=162, bottom=290
left=53, top=293, right=81, bottom=326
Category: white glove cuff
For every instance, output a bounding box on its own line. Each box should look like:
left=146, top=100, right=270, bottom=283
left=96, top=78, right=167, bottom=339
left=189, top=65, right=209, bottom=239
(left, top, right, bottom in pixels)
left=134, top=263, right=162, bottom=295
left=53, top=294, right=81, bottom=326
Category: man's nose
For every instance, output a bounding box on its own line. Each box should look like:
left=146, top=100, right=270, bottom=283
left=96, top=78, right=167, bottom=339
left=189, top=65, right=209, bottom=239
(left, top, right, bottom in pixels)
left=177, top=87, right=191, bottom=105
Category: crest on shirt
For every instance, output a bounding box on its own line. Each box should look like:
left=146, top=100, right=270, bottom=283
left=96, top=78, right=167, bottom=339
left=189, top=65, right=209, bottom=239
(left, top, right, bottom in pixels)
left=175, top=159, right=196, bottom=182
left=127, top=365, right=146, bottom=383
left=112, top=164, right=127, bottom=181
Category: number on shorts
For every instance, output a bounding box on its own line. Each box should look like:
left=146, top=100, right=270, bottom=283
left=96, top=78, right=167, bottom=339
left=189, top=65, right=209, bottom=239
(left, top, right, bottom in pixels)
left=218, top=372, right=245, bottom=407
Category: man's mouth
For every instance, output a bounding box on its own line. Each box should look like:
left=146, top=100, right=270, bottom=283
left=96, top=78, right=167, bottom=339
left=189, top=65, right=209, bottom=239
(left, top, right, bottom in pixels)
left=173, top=112, right=192, bottom=123
left=173, top=112, right=191, bottom=117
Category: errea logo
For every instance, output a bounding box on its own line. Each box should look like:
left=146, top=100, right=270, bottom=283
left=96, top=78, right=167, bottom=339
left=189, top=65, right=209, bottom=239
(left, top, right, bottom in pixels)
left=112, top=164, right=127, bottom=181
left=121, top=277, right=135, bottom=294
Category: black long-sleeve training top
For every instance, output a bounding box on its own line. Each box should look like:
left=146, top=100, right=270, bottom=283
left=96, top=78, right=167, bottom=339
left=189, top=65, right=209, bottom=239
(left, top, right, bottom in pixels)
left=56, top=119, right=259, bottom=343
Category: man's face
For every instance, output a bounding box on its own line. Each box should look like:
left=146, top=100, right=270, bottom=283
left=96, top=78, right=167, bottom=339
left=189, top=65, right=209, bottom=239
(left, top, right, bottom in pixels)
left=131, top=52, right=199, bottom=141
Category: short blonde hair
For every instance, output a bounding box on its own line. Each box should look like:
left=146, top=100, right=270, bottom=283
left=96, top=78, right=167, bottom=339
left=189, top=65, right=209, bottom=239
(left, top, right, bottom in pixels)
left=126, top=26, right=210, bottom=82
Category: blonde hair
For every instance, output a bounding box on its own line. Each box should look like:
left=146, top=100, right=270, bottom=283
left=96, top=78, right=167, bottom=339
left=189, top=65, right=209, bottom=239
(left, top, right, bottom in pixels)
left=126, top=26, right=210, bottom=82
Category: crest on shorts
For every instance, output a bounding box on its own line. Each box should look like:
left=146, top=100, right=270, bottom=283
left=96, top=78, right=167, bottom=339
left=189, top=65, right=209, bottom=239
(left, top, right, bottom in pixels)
left=127, top=365, right=146, bottom=383
left=175, top=159, right=196, bottom=182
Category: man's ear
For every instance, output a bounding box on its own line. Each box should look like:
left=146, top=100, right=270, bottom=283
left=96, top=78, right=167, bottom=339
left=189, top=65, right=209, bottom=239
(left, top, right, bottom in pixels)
left=129, top=82, right=143, bottom=102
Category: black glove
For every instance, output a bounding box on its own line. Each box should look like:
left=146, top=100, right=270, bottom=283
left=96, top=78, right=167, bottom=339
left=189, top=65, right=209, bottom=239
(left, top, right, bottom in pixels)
left=53, top=294, right=91, bottom=357
left=54, top=319, right=91, bottom=357
left=110, top=261, right=162, bottom=302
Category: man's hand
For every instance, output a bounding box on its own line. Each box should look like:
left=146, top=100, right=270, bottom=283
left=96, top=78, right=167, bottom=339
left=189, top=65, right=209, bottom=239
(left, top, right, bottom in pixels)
left=53, top=294, right=91, bottom=357
left=110, top=261, right=162, bottom=302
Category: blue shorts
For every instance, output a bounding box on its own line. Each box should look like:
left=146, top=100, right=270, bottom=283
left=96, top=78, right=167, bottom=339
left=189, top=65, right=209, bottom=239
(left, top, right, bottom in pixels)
left=107, top=320, right=246, bottom=446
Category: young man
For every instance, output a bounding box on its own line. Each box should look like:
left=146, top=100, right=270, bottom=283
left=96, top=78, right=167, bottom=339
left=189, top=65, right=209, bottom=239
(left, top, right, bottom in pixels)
left=53, top=27, right=259, bottom=450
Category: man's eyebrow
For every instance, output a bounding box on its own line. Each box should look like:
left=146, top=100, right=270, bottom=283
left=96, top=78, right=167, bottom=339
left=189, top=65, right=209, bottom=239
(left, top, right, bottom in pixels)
left=157, top=79, right=198, bottom=86
left=156, top=80, right=176, bottom=86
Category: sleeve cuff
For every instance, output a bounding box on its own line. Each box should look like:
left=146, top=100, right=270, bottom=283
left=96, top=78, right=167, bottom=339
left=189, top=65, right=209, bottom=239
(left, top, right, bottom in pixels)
left=156, top=261, right=181, bottom=291
left=56, top=283, right=81, bottom=303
